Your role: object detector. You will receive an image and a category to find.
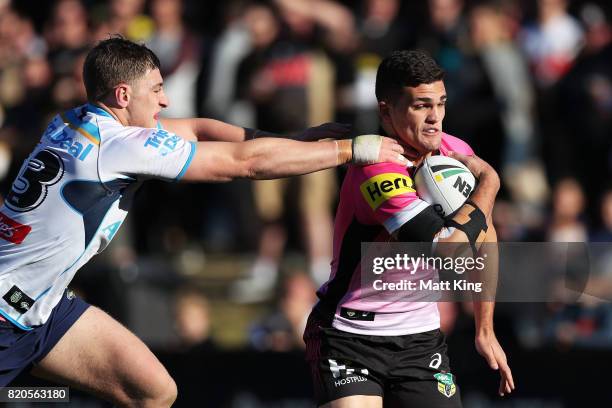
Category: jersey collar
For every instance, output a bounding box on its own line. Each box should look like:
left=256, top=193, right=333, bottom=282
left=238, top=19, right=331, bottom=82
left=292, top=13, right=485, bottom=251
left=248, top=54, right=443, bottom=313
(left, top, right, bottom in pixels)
left=86, top=103, right=114, bottom=119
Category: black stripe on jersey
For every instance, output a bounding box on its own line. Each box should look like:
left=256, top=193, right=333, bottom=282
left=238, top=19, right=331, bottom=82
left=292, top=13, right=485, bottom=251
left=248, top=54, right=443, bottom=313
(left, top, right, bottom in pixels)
left=396, top=205, right=445, bottom=242
left=316, top=218, right=381, bottom=326
left=62, top=179, right=135, bottom=247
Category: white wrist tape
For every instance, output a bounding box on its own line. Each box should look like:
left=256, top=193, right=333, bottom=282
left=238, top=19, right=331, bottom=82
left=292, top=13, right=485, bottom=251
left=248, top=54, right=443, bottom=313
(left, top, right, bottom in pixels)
left=352, top=134, right=382, bottom=165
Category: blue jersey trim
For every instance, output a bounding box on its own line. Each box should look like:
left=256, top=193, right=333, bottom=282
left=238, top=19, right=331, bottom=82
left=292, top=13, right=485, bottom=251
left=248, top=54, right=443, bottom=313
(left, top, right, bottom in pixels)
left=35, top=286, right=52, bottom=301
left=86, top=103, right=114, bottom=119
left=64, top=109, right=101, bottom=144
left=175, top=141, right=197, bottom=181
left=0, top=308, right=33, bottom=331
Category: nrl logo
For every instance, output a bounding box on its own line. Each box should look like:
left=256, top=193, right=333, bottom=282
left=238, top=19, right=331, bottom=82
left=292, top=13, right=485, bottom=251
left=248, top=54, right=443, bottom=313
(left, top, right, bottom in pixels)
left=10, top=291, right=22, bottom=304
left=434, top=372, right=456, bottom=398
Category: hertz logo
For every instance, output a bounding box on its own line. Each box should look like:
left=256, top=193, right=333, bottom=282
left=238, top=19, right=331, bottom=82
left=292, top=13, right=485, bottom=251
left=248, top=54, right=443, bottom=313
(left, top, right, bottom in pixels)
left=360, top=173, right=415, bottom=210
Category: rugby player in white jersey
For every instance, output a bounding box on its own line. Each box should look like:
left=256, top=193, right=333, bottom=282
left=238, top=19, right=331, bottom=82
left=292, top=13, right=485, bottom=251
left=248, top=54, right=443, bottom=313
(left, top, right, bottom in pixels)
left=0, top=37, right=408, bottom=406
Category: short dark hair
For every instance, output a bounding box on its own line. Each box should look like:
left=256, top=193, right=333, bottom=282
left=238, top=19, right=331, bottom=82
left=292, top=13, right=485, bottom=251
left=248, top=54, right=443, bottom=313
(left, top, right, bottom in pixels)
left=83, top=36, right=161, bottom=102
left=375, top=50, right=445, bottom=102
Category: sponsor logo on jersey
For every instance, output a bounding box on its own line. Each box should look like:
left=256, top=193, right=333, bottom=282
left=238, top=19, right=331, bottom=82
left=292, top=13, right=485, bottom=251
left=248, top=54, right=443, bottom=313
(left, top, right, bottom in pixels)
left=360, top=173, right=415, bottom=210
left=0, top=211, right=32, bottom=244
left=340, top=307, right=375, bottom=321
left=328, top=359, right=369, bottom=387
left=44, top=122, right=94, bottom=162
left=2, top=285, right=35, bottom=315
left=434, top=372, right=456, bottom=398
left=144, top=129, right=182, bottom=156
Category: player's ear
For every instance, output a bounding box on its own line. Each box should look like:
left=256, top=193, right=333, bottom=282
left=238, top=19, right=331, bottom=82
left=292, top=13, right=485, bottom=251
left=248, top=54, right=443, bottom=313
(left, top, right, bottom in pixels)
left=114, top=84, right=130, bottom=108
left=379, top=100, right=392, bottom=125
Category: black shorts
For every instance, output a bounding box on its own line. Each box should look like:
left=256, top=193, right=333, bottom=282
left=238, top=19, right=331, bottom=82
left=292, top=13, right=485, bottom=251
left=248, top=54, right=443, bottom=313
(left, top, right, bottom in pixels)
left=304, top=312, right=462, bottom=407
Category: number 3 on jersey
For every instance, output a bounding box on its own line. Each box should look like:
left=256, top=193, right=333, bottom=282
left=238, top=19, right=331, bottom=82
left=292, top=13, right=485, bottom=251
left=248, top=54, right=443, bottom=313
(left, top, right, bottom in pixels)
left=6, top=149, right=65, bottom=212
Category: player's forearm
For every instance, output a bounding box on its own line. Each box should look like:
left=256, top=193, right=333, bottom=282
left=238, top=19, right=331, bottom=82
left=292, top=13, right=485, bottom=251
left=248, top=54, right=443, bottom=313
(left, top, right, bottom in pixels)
left=193, top=118, right=248, bottom=142
left=436, top=173, right=499, bottom=250
left=162, top=118, right=249, bottom=142
left=189, top=119, right=290, bottom=142
left=465, top=172, right=499, bottom=219
left=472, top=223, right=498, bottom=335
left=474, top=300, right=495, bottom=335
left=240, top=138, right=352, bottom=179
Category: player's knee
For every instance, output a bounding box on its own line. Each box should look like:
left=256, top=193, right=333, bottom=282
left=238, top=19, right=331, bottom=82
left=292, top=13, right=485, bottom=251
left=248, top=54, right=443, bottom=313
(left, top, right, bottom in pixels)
left=161, top=376, right=178, bottom=406
left=117, top=368, right=176, bottom=407
left=143, top=371, right=177, bottom=407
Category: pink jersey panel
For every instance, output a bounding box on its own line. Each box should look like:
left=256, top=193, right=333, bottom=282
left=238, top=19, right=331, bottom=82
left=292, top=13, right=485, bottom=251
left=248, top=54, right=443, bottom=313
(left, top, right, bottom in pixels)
left=317, top=133, right=474, bottom=335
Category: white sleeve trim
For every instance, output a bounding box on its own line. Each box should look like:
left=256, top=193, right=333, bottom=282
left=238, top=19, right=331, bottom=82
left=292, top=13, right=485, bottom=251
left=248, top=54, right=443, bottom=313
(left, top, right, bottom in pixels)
left=382, top=199, right=430, bottom=234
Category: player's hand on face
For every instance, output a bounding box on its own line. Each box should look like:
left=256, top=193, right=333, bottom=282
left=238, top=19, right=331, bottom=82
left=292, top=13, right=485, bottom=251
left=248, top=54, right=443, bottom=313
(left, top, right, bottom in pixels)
left=475, top=331, right=515, bottom=397
left=299, top=122, right=353, bottom=142
left=448, top=151, right=499, bottom=183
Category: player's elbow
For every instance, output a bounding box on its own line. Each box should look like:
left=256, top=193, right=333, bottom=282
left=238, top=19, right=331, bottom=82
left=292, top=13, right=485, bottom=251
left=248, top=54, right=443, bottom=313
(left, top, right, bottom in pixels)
left=238, top=157, right=261, bottom=179
left=434, top=228, right=472, bottom=258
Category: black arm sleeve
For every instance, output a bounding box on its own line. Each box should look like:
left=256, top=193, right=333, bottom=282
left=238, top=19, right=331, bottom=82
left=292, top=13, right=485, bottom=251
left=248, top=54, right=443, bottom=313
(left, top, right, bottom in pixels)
left=396, top=205, right=445, bottom=242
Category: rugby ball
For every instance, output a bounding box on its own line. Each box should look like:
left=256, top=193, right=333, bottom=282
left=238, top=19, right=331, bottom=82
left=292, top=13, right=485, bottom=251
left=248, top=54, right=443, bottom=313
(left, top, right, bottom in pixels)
left=414, top=155, right=476, bottom=217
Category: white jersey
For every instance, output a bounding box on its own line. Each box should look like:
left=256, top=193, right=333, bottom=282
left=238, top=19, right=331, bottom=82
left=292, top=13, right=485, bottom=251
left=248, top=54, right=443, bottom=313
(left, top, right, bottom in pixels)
left=0, top=104, right=196, bottom=329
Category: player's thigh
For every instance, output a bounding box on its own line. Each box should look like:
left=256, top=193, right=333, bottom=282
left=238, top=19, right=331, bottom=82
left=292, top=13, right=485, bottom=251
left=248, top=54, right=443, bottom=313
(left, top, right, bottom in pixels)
left=305, top=325, right=385, bottom=407
left=321, top=395, right=382, bottom=408
left=30, top=306, right=174, bottom=404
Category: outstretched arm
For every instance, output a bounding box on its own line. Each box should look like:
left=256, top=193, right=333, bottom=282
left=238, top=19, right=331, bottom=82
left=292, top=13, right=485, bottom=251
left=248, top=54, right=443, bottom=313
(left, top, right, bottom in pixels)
left=160, top=118, right=352, bottom=143
left=181, top=136, right=407, bottom=182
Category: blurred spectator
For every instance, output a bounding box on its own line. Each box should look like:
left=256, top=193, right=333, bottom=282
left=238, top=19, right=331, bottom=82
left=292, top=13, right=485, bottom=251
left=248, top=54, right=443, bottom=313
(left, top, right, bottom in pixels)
left=230, top=0, right=348, bottom=301
left=0, top=5, right=51, bottom=196
left=590, top=190, right=612, bottom=241
left=45, top=0, right=91, bottom=77
left=202, top=1, right=256, bottom=123
left=547, top=178, right=588, bottom=242
left=544, top=298, right=612, bottom=349
left=520, top=0, right=585, bottom=190
left=173, top=288, right=217, bottom=353
left=418, top=0, right=469, bottom=70
left=45, top=0, right=91, bottom=109
left=469, top=3, right=537, bottom=170
left=92, top=0, right=153, bottom=42
left=493, top=199, right=530, bottom=241
left=249, top=272, right=316, bottom=351
left=149, top=0, right=201, bottom=118
left=556, top=3, right=612, bottom=219
left=417, top=0, right=506, bottom=171
left=51, top=50, right=88, bottom=109
left=520, top=0, right=584, bottom=87
left=345, top=0, right=411, bottom=134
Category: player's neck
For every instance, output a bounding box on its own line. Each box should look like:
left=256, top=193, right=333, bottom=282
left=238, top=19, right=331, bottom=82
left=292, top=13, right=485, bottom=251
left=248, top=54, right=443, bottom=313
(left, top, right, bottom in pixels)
left=411, top=151, right=437, bottom=168
left=95, top=102, right=129, bottom=126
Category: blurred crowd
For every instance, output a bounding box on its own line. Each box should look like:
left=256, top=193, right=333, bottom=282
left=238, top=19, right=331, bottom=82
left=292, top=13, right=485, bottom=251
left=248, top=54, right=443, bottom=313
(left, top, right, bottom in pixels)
left=1, top=0, right=612, bottom=357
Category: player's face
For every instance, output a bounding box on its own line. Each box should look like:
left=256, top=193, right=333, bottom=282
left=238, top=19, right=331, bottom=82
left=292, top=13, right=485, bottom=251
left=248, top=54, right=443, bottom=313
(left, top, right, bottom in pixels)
left=380, top=81, right=446, bottom=160
left=127, top=68, right=168, bottom=128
